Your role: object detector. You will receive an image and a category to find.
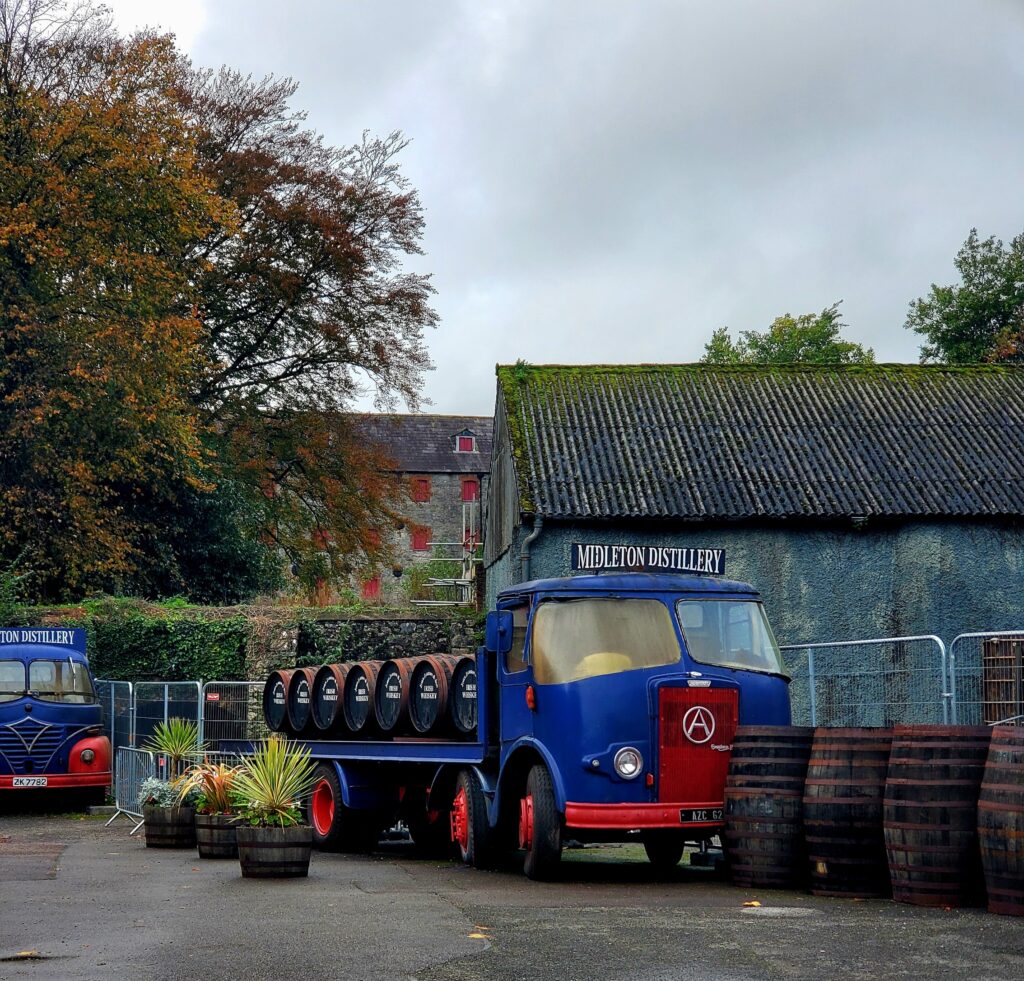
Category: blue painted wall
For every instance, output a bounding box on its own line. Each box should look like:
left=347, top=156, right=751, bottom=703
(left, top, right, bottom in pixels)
left=485, top=519, right=1024, bottom=646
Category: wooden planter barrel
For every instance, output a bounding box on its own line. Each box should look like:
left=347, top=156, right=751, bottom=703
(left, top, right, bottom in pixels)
left=286, top=666, right=319, bottom=736
left=236, top=824, right=312, bottom=878
left=195, top=813, right=239, bottom=859
left=343, top=661, right=383, bottom=735
left=144, top=805, right=197, bottom=849
left=723, top=725, right=814, bottom=888
left=883, top=725, right=990, bottom=908
left=409, top=655, right=457, bottom=735
left=803, top=727, right=893, bottom=898
left=263, top=669, right=295, bottom=733
left=449, top=655, right=478, bottom=736
left=978, top=724, right=1024, bottom=916
left=312, top=663, right=354, bottom=735
left=374, top=658, right=414, bottom=734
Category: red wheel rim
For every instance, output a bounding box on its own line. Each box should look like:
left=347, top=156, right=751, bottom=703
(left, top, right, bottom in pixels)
left=450, top=785, right=469, bottom=852
left=519, top=793, right=534, bottom=850
left=311, top=778, right=335, bottom=837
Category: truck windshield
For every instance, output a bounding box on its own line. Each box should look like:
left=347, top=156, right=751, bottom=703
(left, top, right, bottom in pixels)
left=531, top=598, right=680, bottom=684
left=0, top=660, right=25, bottom=702
left=675, top=599, right=785, bottom=675
left=28, top=659, right=97, bottom=703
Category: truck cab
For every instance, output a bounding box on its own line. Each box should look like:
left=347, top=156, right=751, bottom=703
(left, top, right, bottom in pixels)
left=480, top=573, right=790, bottom=877
left=0, top=628, right=111, bottom=803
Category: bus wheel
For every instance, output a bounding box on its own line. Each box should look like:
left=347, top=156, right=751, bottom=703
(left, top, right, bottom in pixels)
left=451, top=769, right=497, bottom=869
left=521, top=764, right=562, bottom=881
left=309, top=764, right=379, bottom=853
left=642, top=831, right=685, bottom=872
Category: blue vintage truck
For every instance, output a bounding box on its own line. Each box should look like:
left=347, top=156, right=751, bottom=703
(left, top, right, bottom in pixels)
left=277, top=563, right=791, bottom=879
left=0, top=627, right=111, bottom=804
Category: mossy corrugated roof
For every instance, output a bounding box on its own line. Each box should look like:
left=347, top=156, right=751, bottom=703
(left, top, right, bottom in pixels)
left=495, top=363, right=1024, bottom=520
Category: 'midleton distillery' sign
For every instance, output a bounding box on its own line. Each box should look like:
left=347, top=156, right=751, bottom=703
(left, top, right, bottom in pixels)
left=571, top=543, right=726, bottom=576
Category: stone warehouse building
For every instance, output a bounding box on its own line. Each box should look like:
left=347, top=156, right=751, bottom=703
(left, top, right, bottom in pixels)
left=483, top=363, right=1024, bottom=646
left=356, top=414, right=493, bottom=604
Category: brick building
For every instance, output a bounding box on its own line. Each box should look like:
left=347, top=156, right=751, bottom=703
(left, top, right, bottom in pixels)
left=356, top=414, right=493, bottom=604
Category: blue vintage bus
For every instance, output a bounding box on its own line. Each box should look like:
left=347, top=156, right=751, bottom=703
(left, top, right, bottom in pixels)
left=0, top=627, right=111, bottom=804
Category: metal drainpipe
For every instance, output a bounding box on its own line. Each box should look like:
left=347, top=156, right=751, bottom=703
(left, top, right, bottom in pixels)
left=519, top=517, right=544, bottom=581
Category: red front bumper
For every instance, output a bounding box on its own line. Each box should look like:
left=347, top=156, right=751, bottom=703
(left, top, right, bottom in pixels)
left=564, top=801, right=724, bottom=830
left=0, top=771, right=111, bottom=789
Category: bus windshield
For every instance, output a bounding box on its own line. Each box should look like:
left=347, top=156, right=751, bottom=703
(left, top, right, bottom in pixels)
left=0, top=659, right=25, bottom=702
left=28, top=659, right=97, bottom=703
left=676, top=599, right=785, bottom=675
left=531, top=598, right=680, bottom=684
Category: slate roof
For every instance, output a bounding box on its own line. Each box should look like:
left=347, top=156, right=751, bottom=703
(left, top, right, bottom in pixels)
left=496, top=364, right=1024, bottom=520
left=353, top=414, right=493, bottom=474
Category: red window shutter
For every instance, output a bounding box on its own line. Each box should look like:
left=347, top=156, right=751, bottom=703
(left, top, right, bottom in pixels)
left=411, top=477, right=431, bottom=502
left=361, top=577, right=381, bottom=601
left=411, top=527, right=431, bottom=551
left=457, top=435, right=475, bottom=453
left=461, top=478, right=479, bottom=502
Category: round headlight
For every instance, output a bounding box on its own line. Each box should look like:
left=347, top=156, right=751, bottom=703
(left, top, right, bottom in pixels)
left=613, top=747, right=643, bottom=780
left=80, top=749, right=95, bottom=764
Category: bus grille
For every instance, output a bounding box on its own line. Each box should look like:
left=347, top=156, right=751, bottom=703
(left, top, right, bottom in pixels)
left=0, top=719, right=66, bottom=772
left=657, top=686, right=738, bottom=803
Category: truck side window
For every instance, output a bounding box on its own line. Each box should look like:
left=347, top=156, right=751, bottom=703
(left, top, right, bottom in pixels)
left=504, top=605, right=530, bottom=674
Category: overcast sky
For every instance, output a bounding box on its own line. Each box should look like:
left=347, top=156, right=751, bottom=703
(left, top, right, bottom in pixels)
left=108, top=0, right=1024, bottom=415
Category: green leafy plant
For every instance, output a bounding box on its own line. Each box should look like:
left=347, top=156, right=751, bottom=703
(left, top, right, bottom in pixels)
left=143, top=718, right=204, bottom=780
left=175, top=760, right=241, bottom=815
left=233, top=737, right=316, bottom=829
left=139, top=777, right=198, bottom=809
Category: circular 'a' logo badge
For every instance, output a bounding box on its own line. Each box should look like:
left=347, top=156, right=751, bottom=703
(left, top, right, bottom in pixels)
left=682, top=705, right=716, bottom=745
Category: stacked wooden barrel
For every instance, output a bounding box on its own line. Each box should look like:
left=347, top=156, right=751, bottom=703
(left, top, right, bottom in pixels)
left=262, top=654, right=479, bottom=739
left=803, top=727, right=893, bottom=898
left=978, top=724, right=1024, bottom=916
left=883, top=725, right=990, bottom=908
left=723, top=726, right=814, bottom=888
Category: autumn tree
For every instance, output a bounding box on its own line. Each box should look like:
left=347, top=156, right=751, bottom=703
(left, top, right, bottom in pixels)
left=906, top=229, right=1024, bottom=363
left=0, top=1, right=229, bottom=597
left=701, top=303, right=874, bottom=365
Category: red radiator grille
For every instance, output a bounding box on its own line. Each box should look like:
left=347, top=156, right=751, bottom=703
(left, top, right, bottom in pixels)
left=658, top=687, right=738, bottom=804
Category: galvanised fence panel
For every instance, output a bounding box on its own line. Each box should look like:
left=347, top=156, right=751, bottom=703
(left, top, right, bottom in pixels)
left=95, top=680, right=133, bottom=753
left=780, top=636, right=949, bottom=727
left=132, top=681, right=202, bottom=747
left=200, top=681, right=269, bottom=750
left=948, top=631, right=1024, bottom=725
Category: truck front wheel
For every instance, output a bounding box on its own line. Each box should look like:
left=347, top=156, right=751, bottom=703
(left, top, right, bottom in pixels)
left=521, top=764, right=562, bottom=881
left=641, top=831, right=685, bottom=872
left=309, top=764, right=379, bottom=853
left=451, top=769, right=498, bottom=869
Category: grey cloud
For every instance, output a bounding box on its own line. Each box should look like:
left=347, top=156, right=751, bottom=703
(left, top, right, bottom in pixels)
left=189, top=0, right=1024, bottom=413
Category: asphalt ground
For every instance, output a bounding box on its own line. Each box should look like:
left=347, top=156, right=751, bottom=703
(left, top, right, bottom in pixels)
left=1, top=811, right=1023, bottom=981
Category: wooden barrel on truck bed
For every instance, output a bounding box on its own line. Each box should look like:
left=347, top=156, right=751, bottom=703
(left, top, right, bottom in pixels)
left=978, top=724, right=1024, bottom=916
left=883, top=725, right=990, bottom=908
left=409, top=655, right=457, bottom=735
left=286, top=667, right=318, bottom=736
left=723, top=725, right=814, bottom=888
left=449, top=655, right=478, bottom=735
left=343, top=661, right=382, bottom=735
left=312, top=663, right=353, bottom=735
left=374, top=658, right=415, bottom=734
left=263, top=669, right=295, bottom=733
left=803, top=727, right=893, bottom=898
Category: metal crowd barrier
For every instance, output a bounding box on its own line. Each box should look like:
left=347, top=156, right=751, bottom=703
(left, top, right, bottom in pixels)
left=106, top=746, right=157, bottom=834
left=780, top=635, right=950, bottom=727
left=948, top=630, right=1024, bottom=725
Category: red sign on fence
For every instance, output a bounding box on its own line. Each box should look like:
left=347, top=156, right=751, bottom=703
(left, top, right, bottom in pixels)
left=205, top=692, right=220, bottom=702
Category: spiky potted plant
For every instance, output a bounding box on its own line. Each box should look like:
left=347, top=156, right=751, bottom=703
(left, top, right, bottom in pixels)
left=175, top=760, right=242, bottom=859
left=233, top=737, right=317, bottom=878
left=140, top=719, right=203, bottom=848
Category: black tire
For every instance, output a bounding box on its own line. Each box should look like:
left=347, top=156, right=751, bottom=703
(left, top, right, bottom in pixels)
left=308, top=763, right=380, bottom=853
left=523, top=764, right=562, bottom=881
left=642, top=831, right=685, bottom=871
left=453, top=769, right=498, bottom=869
left=406, top=793, right=453, bottom=858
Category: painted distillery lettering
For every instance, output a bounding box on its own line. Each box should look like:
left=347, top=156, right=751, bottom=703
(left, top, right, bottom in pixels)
left=0, top=628, right=78, bottom=647
left=570, top=543, right=725, bottom=576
